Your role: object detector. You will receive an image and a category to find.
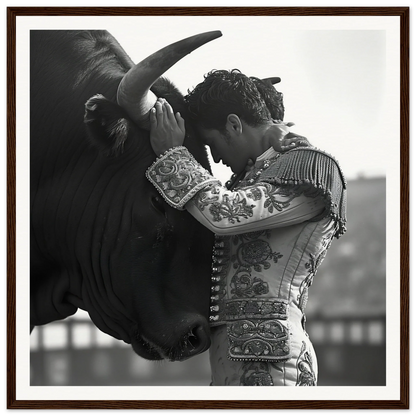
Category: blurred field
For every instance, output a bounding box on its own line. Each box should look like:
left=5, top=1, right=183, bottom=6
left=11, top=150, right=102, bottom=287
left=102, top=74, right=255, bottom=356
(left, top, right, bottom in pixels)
left=31, top=176, right=386, bottom=386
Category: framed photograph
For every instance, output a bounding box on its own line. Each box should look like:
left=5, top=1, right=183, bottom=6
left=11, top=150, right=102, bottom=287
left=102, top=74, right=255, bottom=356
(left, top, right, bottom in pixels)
left=7, top=6, right=409, bottom=410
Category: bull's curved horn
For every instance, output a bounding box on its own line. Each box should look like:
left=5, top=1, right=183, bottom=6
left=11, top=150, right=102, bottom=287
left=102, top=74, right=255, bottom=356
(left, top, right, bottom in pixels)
left=117, top=30, right=222, bottom=129
left=262, top=77, right=281, bottom=85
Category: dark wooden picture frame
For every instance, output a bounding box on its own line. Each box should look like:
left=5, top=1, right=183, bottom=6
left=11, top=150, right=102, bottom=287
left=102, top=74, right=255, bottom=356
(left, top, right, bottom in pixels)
left=7, top=6, right=409, bottom=409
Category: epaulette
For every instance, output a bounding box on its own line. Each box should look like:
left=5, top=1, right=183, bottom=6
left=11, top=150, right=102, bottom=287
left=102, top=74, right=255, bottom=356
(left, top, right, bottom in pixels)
left=259, top=147, right=347, bottom=238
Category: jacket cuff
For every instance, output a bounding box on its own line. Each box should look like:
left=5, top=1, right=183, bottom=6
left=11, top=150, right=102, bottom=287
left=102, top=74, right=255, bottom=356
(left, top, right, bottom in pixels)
left=146, top=146, right=220, bottom=209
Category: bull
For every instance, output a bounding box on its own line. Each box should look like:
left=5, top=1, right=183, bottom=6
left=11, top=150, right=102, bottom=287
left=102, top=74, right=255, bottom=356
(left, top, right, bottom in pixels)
left=30, top=30, right=221, bottom=361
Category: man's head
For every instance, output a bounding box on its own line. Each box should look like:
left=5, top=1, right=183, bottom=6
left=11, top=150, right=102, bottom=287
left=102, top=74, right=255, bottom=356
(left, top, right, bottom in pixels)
left=185, top=69, right=285, bottom=174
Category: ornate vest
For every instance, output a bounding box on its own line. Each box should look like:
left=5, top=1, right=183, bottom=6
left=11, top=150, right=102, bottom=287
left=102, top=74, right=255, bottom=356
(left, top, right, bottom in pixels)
left=147, top=146, right=347, bottom=372
left=208, top=148, right=346, bottom=364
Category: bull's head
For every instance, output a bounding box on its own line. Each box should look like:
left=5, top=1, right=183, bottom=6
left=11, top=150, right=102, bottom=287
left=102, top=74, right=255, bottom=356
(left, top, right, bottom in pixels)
left=79, top=32, right=221, bottom=361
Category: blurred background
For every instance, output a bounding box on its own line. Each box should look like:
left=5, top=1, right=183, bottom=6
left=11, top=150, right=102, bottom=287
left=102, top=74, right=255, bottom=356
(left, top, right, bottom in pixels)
left=29, top=17, right=389, bottom=386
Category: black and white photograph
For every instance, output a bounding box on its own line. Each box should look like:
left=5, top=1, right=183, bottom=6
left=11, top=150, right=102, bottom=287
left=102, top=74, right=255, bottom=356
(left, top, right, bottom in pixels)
left=6, top=5, right=408, bottom=410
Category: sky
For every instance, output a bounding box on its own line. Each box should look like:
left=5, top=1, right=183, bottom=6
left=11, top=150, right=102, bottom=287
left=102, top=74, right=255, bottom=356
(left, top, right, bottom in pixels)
left=14, top=14, right=399, bottom=184
left=101, top=16, right=397, bottom=183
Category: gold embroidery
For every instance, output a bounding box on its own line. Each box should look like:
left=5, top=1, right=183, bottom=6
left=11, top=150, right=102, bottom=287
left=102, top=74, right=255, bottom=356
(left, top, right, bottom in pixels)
left=146, top=146, right=219, bottom=209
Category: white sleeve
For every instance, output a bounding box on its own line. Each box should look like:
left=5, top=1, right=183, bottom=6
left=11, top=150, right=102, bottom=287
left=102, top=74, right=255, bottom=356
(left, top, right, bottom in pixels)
left=146, top=146, right=325, bottom=235
left=185, top=182, right=325, bottom=235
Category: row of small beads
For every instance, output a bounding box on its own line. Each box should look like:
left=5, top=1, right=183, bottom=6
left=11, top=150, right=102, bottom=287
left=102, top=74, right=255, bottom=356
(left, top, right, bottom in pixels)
left=209, top=236, right=229, bottom=324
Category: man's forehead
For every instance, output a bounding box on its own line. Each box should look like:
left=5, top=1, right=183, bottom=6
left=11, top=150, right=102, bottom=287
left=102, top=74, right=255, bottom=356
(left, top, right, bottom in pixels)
left=197, top=127, right=217, bottom=145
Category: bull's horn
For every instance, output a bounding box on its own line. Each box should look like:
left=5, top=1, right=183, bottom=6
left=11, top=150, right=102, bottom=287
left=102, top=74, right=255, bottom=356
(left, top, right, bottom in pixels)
left=262, top=77, right=281, bottom=85
left=117, top=30, right=222, bottom=129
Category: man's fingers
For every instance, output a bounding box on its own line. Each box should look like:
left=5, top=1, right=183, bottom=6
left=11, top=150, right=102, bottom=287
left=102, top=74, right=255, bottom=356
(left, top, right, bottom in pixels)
left=159, top=98, right=177, bottom=124
left=162, top=101, right=169, bottom=120
left=150, top=107, right=157, bottom=127
left=282, top=133, right=310, bottom=147
left=155, top=102, right=164, bottom=122
left=163, top=100, right=176, bottom=123
left=281, top=143, right=296, bottom=150
left=282, top=139, right=297, bottom=148
left=176, top=112, right=185, bottom=133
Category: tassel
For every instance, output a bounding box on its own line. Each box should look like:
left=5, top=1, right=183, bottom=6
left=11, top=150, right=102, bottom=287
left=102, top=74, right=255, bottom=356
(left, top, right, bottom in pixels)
left=259, top=148, right=347, bottom=238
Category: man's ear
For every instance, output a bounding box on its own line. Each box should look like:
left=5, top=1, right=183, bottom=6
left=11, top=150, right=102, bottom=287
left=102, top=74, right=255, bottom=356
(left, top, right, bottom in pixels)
left=226, top=114, right=243, bottom=135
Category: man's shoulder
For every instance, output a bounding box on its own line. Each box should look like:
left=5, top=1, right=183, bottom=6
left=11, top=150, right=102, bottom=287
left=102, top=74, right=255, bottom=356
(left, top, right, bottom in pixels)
left=262, top=146, right=347, bottom=238
left=279, top=146, right=343, bottom=168
left=266, top=146, right=346, bottom=189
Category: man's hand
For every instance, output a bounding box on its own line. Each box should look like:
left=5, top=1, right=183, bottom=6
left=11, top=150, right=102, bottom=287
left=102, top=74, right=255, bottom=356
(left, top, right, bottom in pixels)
left=150, top=98, right=186, bottom=156
left=265, top=121, right=312, bottom=153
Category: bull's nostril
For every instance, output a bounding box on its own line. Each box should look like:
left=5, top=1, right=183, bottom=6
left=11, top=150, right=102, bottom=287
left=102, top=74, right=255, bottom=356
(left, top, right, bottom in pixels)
left=168, top=320, right=211, bottom=361
left=187, top=332, right=199, bottom=350
left=183, top=325, right=210, bottom=357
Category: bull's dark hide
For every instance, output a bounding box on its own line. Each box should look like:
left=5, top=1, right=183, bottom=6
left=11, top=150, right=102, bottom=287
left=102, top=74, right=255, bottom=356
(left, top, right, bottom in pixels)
left=30, top=30, right=216, bottom=361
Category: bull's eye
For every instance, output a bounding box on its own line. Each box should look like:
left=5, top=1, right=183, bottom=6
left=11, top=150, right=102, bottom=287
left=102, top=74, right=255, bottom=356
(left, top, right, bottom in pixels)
left=151, top=195, right=166, bottom=214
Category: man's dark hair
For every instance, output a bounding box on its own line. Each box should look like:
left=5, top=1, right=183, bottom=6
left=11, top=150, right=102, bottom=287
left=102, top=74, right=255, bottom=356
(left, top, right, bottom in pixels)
left=185, top=69, right=284, bottom=132
left=249, top=76, right=285, bottom=122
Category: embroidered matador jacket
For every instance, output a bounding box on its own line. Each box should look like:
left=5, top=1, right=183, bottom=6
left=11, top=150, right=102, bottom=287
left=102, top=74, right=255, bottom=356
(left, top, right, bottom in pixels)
left=146, top=145, right=347, bottom=386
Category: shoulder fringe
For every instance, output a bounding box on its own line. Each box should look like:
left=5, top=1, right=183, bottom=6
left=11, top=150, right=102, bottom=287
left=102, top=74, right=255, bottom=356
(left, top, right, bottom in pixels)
left=260, top=147, right=347, bottom=238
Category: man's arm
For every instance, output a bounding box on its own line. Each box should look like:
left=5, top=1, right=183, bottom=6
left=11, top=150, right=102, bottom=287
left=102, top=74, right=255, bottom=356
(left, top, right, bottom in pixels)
left=146, top=146, right=325, bottom=235
left=186, top=182, right=325, bottom=235
left=146, top=99, right=344, bottom=236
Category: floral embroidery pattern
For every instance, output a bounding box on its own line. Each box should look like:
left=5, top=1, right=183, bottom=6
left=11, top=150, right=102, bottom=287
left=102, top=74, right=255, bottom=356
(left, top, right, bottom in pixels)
left=298, top=246, right=330, bottom=313
left=230, top=272, right=269, bottom=298
left=222, top=226, right=290, bottom=362
left=296, top=341, right=317, bottom=386
left=240, top=362, right=274, bottom=386
left=298, top=287, right=309, bottom=315
left=227, top=319, right=291, bottom=361
left=233, top=239, right=283, bottom=272
left=208, top=194, right=255, bottom=224
left=226, top=231, right=283, bottom=300
left=305, top=250, right=327, bottom=277
left=246, top=187, right=262, bottom=201
left=262, top=183, right=292, bottom=213
left=194, top=186, right=220, bottom=209
left=246, top=182, right=296, bottom=213
left=146, top=146, right=219, bottom=208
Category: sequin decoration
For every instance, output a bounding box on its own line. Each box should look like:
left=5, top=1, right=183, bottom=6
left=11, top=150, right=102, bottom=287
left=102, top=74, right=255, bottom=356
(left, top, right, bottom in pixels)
left=225, top=299, right=288, bottom=321
left=227, top=319, right=291, bottom=361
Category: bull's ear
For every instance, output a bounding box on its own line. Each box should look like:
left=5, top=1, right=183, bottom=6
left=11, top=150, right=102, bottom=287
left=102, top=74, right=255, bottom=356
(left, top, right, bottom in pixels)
left=84, top=94, right=130, bottom=155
